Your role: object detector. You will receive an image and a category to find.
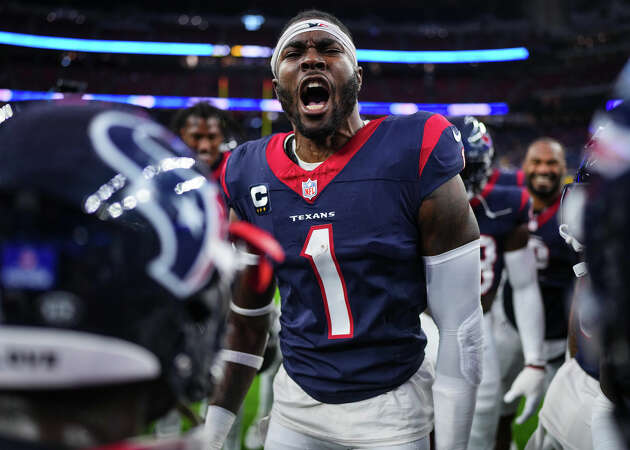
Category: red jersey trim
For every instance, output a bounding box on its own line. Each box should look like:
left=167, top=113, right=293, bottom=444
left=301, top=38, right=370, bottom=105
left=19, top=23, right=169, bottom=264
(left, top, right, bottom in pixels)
left=469, top=169, right=499, bottom=208
left=535, top=194, right=561, bottom=227
left=266, top=117, right=387, bottom=203
left=418, top=114, right=452, bottom=178
left=212, top=151, right=230, bottom=181
left=516, top=169, right=525, bottom=186
left=488, top=168, right=500, bottom=186
left=518, top=187, right=530, bottom=212
left=220, top=152, right=232, bottom=199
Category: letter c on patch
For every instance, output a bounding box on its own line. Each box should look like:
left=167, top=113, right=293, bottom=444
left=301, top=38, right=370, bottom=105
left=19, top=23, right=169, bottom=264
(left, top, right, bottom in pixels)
left=250, top=185, right=268, bottom=208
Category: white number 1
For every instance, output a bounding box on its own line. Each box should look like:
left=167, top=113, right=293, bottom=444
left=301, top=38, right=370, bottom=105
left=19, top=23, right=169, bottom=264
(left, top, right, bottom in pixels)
left=301, top=224, right=354, bottom=339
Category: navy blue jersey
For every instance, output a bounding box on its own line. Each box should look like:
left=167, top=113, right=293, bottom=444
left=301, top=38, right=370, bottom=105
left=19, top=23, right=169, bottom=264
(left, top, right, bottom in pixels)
left=222, top=113, right=465, bottom=403
left=504, top=196, right=578, bottom=340
left=471, top=180, right=530, bottom=304
left=490, top=167, right=525, bottom=187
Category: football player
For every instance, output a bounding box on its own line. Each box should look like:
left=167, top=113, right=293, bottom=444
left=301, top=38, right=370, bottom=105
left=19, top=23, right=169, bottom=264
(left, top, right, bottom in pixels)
left=524, top=150, right=602, bottom=450
left=448, top=116, right=545, bottom=450
left=583, top=85, right=630, bottom=449
left=0, top=102, right=282, bottom=450
left=206, top=9, right=483, bottom=450
left=171, top=102, right=238, bottom=179
left=494, top=137, right=579, bottom=450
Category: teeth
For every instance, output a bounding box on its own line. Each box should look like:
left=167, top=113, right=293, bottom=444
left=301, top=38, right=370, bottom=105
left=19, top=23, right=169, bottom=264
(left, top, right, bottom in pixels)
left=307, top=81, right=324, bottom=88
left=306, top=104, right=325, bottom=111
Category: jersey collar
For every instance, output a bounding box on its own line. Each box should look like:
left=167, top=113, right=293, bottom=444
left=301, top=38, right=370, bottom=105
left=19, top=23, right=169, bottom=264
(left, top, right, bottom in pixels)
left=533, top=194, right=561, bottom=228
left=265, top=117, right=386, bottom=203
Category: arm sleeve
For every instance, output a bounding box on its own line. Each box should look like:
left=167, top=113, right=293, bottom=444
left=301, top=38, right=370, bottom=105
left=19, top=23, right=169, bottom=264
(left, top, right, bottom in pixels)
left=425, top=239, right=483, bottom=450
left=418, top=115, right=466, bottom=200
left=504, top=246, right=545, bottom=365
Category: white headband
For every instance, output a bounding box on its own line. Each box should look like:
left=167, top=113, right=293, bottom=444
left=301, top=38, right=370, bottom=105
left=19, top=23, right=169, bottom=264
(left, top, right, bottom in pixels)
left=270, top=19, right=357, bottom=78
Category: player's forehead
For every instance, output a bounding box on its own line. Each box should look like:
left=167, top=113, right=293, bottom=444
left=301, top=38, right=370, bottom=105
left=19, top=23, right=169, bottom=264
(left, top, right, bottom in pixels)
left=184, top=115, right=221, bottom=133
left=525, top=141, right=565, bottom=163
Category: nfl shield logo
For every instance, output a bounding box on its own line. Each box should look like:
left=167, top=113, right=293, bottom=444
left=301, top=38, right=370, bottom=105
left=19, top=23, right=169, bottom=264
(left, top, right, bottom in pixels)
left=302, top=178, right=318, bottom=200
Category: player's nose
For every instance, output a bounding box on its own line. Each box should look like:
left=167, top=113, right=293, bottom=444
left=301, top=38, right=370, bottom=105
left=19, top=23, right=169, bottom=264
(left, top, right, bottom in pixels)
left=197, top=137, right=212, bottom=151
left=301, top=48, right=326, bottom=71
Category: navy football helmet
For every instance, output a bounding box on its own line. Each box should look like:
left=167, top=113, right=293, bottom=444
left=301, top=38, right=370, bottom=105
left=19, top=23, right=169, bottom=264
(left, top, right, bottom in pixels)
left=448, top=115, right=494, bottom=196
left=0, top=103, right=238, bottom=424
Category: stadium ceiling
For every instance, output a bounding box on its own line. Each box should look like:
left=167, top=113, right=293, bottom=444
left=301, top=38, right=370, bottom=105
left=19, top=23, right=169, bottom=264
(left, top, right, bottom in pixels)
left=20, top=0, right=607, bottom=23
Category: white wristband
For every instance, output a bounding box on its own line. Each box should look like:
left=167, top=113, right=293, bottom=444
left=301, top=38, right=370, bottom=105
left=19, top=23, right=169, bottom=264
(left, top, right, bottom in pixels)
left=230, top=301, right=275, bottom=317
left=220, top=349, right=264, bottom=370
left=573, top=262, right=588, bottom=278
left=204, top=405, right=236, bottom=450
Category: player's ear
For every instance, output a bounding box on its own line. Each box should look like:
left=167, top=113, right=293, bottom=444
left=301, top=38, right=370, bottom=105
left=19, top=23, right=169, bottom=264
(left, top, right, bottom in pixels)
left=272, top=79, right=279, bottom=98
left=356, top=66, right=363, bottom=92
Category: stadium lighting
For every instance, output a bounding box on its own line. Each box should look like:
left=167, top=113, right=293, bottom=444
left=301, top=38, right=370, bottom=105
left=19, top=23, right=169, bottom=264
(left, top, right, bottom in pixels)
left=356, top=48, right=529, bottom=63
left=0, top=89, right=510, bottom=115
left=0, top=30, right=529, bottom=63
left=242, top=15, right=265, bottom=31
left=0, top=31, right=215, bottom=55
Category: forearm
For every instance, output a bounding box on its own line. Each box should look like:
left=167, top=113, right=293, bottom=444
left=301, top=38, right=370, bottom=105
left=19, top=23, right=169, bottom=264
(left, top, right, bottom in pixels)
left=505, top=246, right=545, bottom=365
left=205, top=266, right=275, bottom=448
left=210, top=312, right=270, bottom=412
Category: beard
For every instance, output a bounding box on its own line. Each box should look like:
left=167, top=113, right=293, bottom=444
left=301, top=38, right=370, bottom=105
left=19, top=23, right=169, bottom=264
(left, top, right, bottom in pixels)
left=276, top=72, right=360, bottom=145
left=526, top=173, right=562, bottom=199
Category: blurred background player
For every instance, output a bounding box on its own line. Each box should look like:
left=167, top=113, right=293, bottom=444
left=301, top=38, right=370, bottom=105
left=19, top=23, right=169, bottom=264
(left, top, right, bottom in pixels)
left=524, top=134, right=612, bottom=450
left=582, top=66, right=630, bottom=449
left=170, top=102, right=241, bottom=179
left=213, top=9, right=483, bottom=450
left=448, top=116, right=546, bottom=450
left=170, top=103, right=281, bottom=450
left=0, top=101, right=239, bottom=449
left=493, top=137, right=579, bottom=449
left=171, top=103, right=281, bottom=450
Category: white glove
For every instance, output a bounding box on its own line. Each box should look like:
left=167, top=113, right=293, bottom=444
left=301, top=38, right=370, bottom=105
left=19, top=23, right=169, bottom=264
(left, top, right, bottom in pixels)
left=204, top=405, right=236, bottom=450
left=503, top=365, right=545, bottom=424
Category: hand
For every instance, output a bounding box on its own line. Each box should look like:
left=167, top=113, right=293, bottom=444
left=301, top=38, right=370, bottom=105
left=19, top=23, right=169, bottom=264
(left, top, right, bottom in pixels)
left=204, top=405, right=237, bottom=450
left=503, top=365, right=545, bottom=424
left=229, top=221, right=285, bottom=293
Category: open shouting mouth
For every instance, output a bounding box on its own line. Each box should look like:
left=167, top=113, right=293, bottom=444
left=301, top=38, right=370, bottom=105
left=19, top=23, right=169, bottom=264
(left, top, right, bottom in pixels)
left=299, top=76, right=331, bottom=117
